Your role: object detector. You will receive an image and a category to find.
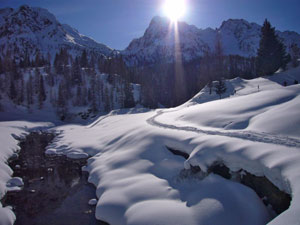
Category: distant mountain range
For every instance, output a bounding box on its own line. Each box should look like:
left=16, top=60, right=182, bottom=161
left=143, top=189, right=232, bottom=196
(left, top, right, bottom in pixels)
left=1, top=5, right=299, bottom=65
left=123, top=16, right=300, bottom=66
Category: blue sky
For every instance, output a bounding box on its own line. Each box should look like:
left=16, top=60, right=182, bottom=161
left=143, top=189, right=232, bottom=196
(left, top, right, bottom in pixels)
left=1, top=0, right=300, bottom=50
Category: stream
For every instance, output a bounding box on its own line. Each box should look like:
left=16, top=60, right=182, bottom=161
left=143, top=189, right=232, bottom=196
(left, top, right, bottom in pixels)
left=2, top=132, right=107, bottom=225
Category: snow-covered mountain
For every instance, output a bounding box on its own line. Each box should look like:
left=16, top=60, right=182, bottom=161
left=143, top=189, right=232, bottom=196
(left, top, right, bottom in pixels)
left=1, top=6, right=299, bottom=67
left=123, top=17, right=300, bottom=66
left=0, top=5, right=113, bottom=61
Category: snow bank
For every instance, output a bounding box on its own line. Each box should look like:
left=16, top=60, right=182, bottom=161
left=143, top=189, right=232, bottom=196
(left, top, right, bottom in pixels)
left=0, top=121, right=53, bottom=225
left=52, top=111, right=271, bottom=225
left=51, top=69, right=300, bottom=224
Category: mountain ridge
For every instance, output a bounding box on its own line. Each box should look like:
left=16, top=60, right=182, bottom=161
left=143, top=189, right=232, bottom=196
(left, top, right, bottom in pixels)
left=123, top=16, right=300, bottom=66
left=1, top=5, right=299, bottom=66
left=0, top=5, right=114, bottom=61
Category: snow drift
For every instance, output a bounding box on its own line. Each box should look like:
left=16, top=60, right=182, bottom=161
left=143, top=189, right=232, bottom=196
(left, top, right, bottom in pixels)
left=48, top=67, right=300, bottom=224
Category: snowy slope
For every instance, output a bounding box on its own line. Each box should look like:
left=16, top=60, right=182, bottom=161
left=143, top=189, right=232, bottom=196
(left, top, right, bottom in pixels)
left=182, top=65, right=300, bottom=108
left=0, top=5, right=113, bottom=61
left=164, top=66, right=300, bottom=138
left=45, top=68, right=300, bottom=225
left=123, top=17, right=300, bottom=65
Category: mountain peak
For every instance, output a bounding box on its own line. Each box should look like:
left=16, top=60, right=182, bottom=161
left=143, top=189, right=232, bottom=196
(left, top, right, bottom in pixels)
left=123, top=16, right=300, bottom=66
left=220, top=18, right=261, bottom=32
left=0, top=5, right=113, bottom=60
left=149, top=16, right=170, bottom=25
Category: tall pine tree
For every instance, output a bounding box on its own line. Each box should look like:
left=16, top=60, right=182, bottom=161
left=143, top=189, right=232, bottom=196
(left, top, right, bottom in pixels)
left=256, top=19, right=289, bottom=76
left=38, top=75, right=46, bottom=109
left=290, top=44, right=300, bottom=68
left=215, top=79, right=227, bottom=99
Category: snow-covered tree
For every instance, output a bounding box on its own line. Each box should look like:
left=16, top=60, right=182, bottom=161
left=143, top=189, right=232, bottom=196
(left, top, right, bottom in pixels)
left=215, top=79, right=227, bottom=99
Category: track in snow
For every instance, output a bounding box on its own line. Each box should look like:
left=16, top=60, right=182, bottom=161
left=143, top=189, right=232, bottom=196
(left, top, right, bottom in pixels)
left=147, top=110, right=300, bottom=148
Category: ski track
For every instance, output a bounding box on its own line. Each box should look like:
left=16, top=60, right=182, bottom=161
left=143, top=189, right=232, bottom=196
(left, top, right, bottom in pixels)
left=147, top=110, right=300, bottom=148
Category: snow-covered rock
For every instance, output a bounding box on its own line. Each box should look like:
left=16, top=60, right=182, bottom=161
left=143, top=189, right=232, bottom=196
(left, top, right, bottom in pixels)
left=6, top=177, right=23, bottom=187
left=88, top=198, right=97, bottom=206
left=45, top=149, right=57, bottom=155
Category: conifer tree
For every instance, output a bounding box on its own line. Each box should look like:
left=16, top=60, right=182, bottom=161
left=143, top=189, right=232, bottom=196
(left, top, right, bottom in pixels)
left=215, top=34, right=225, bottom=77
left=38, top=75, right=46, bottom=109
left=290, top=44, right=300, bottom=68
left=0, top=93, right=2, bottom=111
left=104, top=86, right=111, bottom=112
left=215, top=78, right=227, bottom=99
left=9, top=77, right=17, bottom=102
left=35, top=51, right=41, bottom=67
left=256, top=19, right=289, bottom=76
left=26, top=75, right=34, bottom=108
left=57, top=82, right=68, bottom=120
left=0, top=57, right=3, bottom=74
left=17, top=77, right=25, bottom=105
left=71, top=57, right=82, bottom=85
left=124, top=81, right=135, bottom=108
left=80, top=50, right=88, bottom=68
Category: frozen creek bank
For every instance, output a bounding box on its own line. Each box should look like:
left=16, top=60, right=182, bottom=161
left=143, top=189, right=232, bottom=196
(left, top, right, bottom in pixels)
left=1, top=132, right=107, bottom=225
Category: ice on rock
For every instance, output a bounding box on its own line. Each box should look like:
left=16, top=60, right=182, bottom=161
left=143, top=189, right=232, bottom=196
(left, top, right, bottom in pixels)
left=45, top=149, right=57, bottom=155
left=88, top=199, right=97, bottom=206
left=66, top=152, right=89, bottom=159
left=7, top=177, right=24, bottom=187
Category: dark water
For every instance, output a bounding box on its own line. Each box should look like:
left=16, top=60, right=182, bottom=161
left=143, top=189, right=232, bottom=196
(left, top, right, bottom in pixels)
left=2, top=132, right=108, bottom=225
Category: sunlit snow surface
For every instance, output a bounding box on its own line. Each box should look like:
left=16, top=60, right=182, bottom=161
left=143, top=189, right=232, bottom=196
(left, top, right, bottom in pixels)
left=1, top=67, right=300, bottom=225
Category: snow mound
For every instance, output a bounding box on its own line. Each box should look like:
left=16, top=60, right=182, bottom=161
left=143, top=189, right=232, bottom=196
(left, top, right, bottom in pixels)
left=50, top=67, right=300, bottom=225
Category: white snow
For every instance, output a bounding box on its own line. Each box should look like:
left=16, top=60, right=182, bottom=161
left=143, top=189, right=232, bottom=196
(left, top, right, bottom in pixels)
left=1, top=67, right=300, bottom=225
left=47, top=67, right=300, bottom=225
left=66, top=151, right=89, bottom=159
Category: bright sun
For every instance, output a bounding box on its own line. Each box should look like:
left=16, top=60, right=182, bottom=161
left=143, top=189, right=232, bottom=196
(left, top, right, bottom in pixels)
left=163, top=0, right=186, bottom=22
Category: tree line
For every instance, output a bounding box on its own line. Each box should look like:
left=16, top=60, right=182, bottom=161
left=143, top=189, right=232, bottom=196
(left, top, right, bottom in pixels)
left=0, top=49, right=136, bottom=120
left=0, top=19, right=299, bottom=113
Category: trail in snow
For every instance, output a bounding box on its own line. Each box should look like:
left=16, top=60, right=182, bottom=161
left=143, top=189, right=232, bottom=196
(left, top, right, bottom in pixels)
left=147, top=110, right=300, bottom=148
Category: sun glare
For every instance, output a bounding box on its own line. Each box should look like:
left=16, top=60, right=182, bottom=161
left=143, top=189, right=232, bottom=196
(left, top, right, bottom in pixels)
left=163, top=0, right=186, bottom=22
